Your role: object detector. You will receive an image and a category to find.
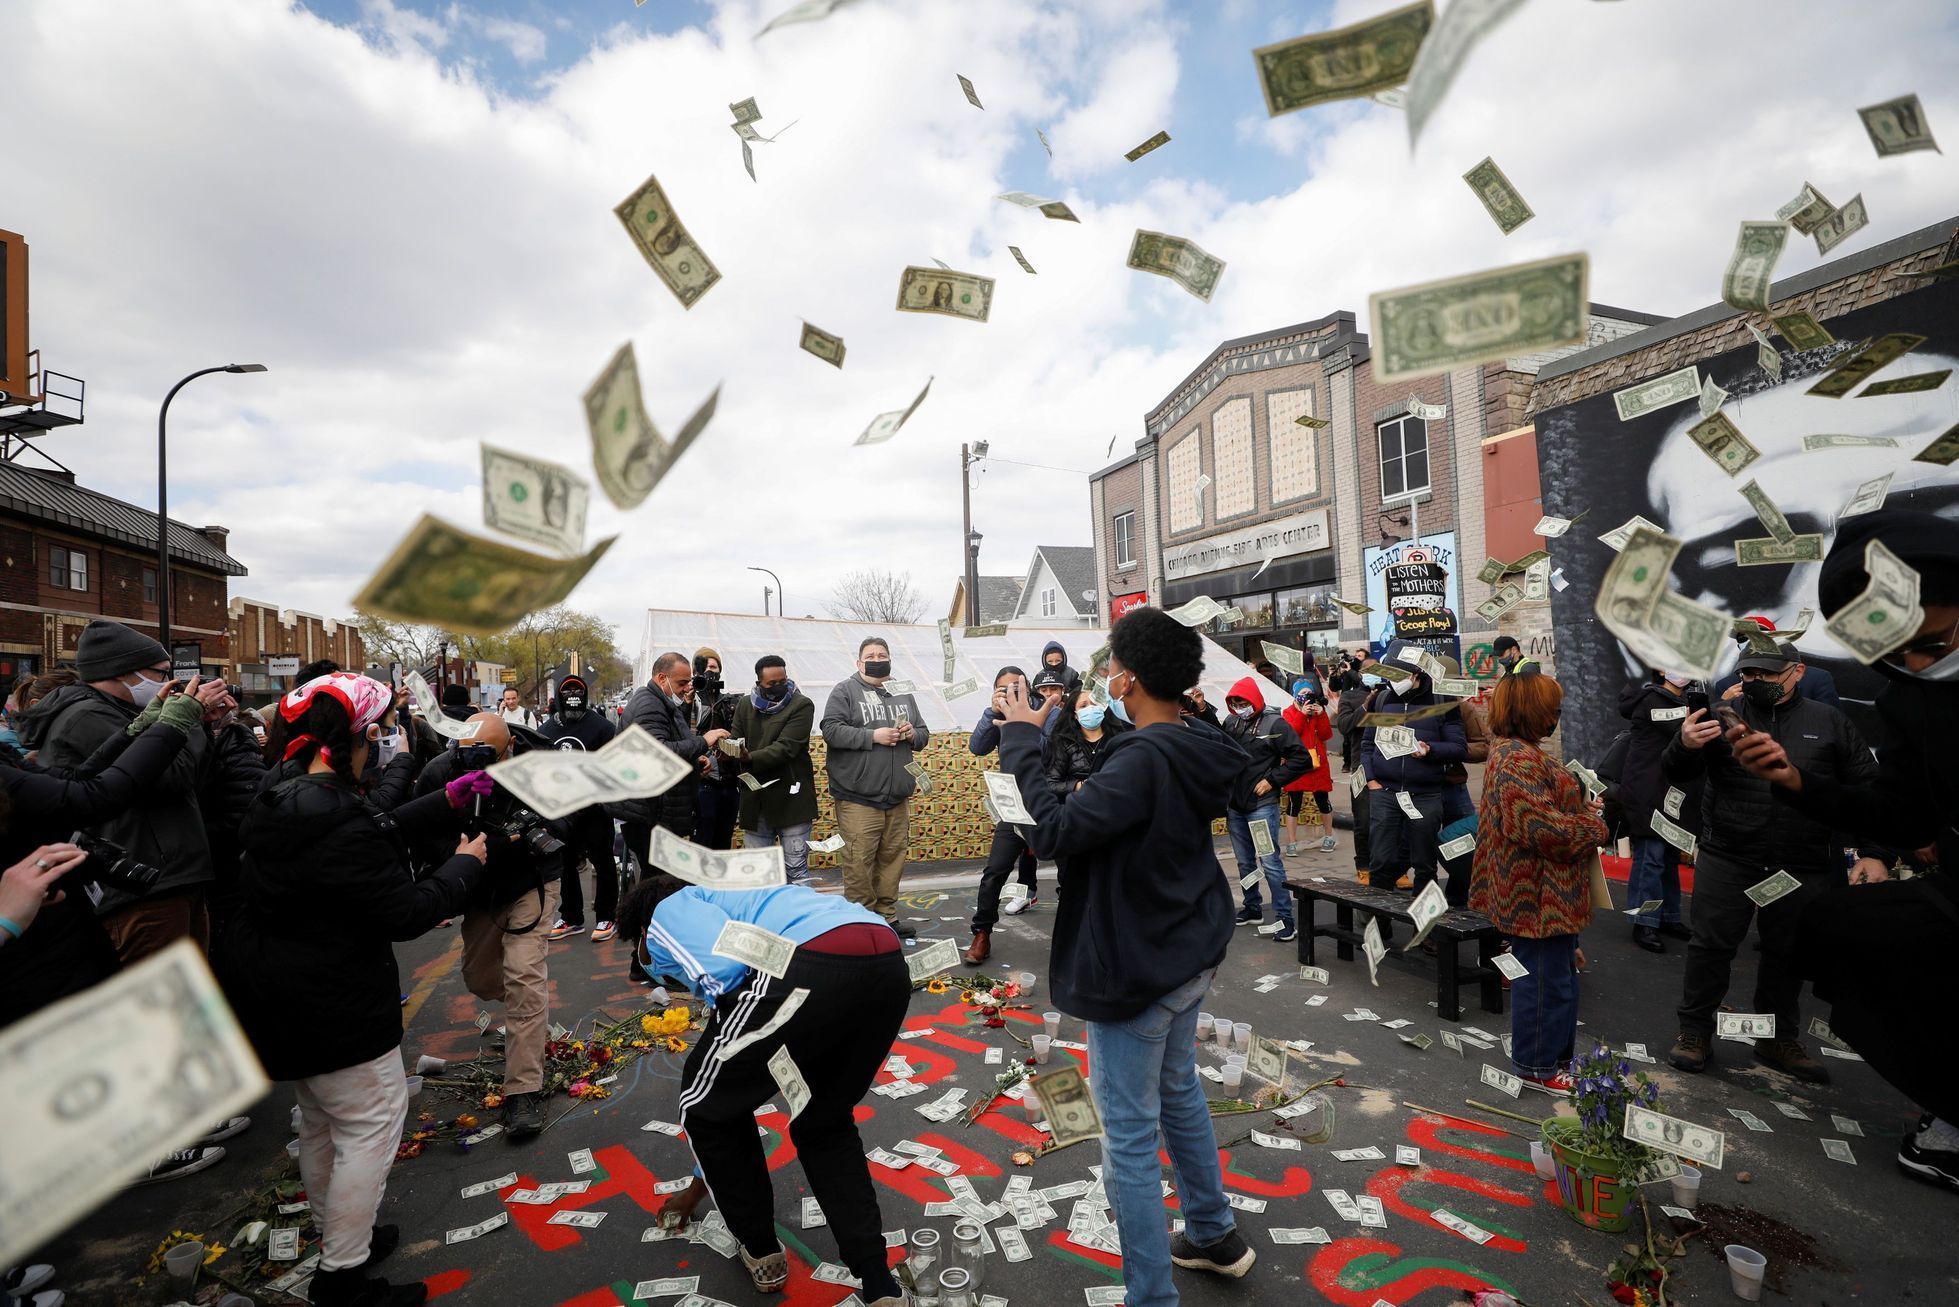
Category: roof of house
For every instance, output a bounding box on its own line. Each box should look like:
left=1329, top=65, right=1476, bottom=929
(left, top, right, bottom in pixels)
left=0, top=464, right=249, bottom=575
left=1021, top=545, right=1097, bottom=615
left=974, top=575, right=1025, bottom=624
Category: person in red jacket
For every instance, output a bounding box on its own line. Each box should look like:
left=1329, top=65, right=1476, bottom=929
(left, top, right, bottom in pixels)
left=1281, top=678, right=1336, bottom=856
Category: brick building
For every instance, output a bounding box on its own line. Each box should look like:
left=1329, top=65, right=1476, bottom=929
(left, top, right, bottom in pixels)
left=226, top=597, right=365, bottom=699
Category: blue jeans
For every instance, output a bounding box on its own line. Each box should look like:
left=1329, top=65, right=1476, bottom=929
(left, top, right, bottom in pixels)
left=1508, top=934, right=1579, bottom=1078
left=1085, top=967, right=1235, bottom=1307
left=1227, top=803, right=1289, bottom=923
left=1626, top=836, right=1682, bottom=927
left=747, top=817, right=812, bottom=882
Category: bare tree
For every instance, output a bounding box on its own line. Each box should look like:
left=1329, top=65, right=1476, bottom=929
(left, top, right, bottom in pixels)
left=828, top=568, right=927, bottom=624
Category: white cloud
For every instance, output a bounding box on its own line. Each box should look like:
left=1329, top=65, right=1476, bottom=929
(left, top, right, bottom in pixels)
left=6, top=0, right=1956, bottom=664
left=479, top=17, right=548, bottom=64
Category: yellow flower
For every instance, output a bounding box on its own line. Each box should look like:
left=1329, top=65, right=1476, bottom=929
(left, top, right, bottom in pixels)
left=664, top=1035, right=687, bottom=1053
left=926, top=979, right=949, bottom=995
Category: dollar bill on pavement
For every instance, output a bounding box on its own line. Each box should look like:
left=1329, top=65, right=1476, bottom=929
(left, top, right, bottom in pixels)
left=1820, top=1137, right=1857, bottom=1165
left=461, top=1171, right=518, bottom=1198
left=1858, top=93, right=1938, bottom=157
left=480, top=444, right=590, bottom=558
left=1252, top=1129, right=1302, bottom=1152
left=1127, top=230, right=1226, bottom=303
left=1404, top=0, right=1527, bottom=146
left=1269, top=1226, right=1332, bottom=1244
left=1813, top=195, right=1869, bottom=256
left=614, top=173, right=721, bottom=308
left=267, top=1226, right=302, bottom=1261
left=896, top=267, right=994, bottom=323
left=1614, top=366, right=1700, bottom=421
left=799, top=322, right=846, bottom=368
left=1480, top=1064, right=1522, bottom=1098
left=1031, top=1065, right=1103, bottom=1147
left=1332, top=1146, right=1385, bottom=1161
left=1125, top=130, right=1171, bottom=161
left=1775, top=182, right=1835, bottom=235
left=1625, top=1104, right=1725, bottom=1169
left=1721, top=221, right=1787, bottom=312
left=653, top=826, right=787, bottom=890
left=1253, top=1, right=1434, bottom=116
left=547, top=1210, right=605, bottom=1228
left=1716, top=1013, right=1775, bottom=1040
left=996, top=191, right=1081, bottom=223
left=1372, top=252, right=1587, bottom=382
left=907, top=938, right=962, bottom=983
left=1462, top=156, right=1533, bottom=234
left=354, top=515, right=616, bottom=637
left=856, top=378, right=934, bottom=447
left=447, top=1211, right=511, bottom=1243
left=1809, top=333, right=1926, bottom=398
left=767, top=1046, right=812, bottom=1120
left=1433, top=1208, right=1495, bottom=1243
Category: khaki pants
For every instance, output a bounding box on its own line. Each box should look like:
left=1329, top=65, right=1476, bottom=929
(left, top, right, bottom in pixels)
left=461, top=881, right=561, bottom=1095
left=102, top=889, right=209, bottom=965
left=835, top=800, right=910, bottom=921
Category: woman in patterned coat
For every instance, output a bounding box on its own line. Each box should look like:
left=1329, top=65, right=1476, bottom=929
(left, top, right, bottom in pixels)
left=1470, top=672, right=1608, bottom=1092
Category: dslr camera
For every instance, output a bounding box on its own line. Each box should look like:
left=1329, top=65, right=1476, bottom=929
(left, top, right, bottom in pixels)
left=454, top=742, right=567, bottom=861
left=66, top=830, right=166, bottom=898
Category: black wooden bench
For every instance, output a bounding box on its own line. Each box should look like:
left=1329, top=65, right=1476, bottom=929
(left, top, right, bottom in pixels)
left=1285, top=875, right=1506, bottom=1021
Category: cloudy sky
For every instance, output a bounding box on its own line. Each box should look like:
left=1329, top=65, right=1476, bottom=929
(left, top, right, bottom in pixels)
left=8, top=0, right=1956, bottom=657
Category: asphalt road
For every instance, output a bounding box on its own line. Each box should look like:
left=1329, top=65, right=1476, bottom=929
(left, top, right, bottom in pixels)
left=51, top=837, right=1953, bottom=1306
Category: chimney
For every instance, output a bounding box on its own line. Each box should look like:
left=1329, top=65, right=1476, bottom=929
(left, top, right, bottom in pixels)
left=201, top=524, right=230, bottom=551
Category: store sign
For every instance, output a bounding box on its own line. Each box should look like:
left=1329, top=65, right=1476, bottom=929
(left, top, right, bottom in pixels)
left=267, top=655, right=301, bottom=677
left=1109, top=591, right=1149, bottom=622
left=1163, top=509, right=1330, bottom=582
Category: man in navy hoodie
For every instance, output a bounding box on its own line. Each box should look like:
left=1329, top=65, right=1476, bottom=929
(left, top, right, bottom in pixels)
left=1359, top=640, right=1469, bottom=911
left=997, top=607, right=1256, bottom=1306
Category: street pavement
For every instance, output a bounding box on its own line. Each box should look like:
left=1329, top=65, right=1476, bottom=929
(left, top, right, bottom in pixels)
left=57, top=837, right=1952, bottom=1305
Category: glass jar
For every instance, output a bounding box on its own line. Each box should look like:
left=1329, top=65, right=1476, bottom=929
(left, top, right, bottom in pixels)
left=937, top=1266, right=976, bottom=1307
left=950, top=1220, right=985, bottom=1287
left=906, top=1227, right=942, bottom=1289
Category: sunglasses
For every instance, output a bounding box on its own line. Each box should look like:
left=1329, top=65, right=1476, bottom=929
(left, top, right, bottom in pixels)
left=1882, top=615, right=1959, bottom=669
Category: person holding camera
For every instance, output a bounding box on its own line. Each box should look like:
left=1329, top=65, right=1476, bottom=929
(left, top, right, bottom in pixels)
left=414, top=713, right=566, bottom=1139
left=216, top=673, right=486, bottom=1307
left=689, top=648, right=744, bottom=850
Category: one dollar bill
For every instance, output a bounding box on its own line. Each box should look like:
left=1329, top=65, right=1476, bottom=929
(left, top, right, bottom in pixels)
left=896, top=266, right=994, bottom=323
left=353, top=515, right=616, bottom=637
left=582, top=342, right=720, bottom=510
left=1127, top=230, right=1226, bottom=303
left=1808, top=333, right=1926, bottom=398
left=1462, top=156, right=1533, bottom=234
left=1613, top=366, right=1699, bottom=421
left=799, top=322, right=846, bottom=368
left=614, top=173, right=721, bottom=308
left=0, top=941, right=270, bottom=1268
left=1369, top=252, right=1588, bottom=383
left=1252, top=1, right=1434, bottom=117
left=1721, top=221, right=1787, bottom=312
left=480, top=443, right=590, bottom=558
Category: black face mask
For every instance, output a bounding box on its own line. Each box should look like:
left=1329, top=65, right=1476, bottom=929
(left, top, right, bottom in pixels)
left=759, top=682, right=791, bottom=702
left=864, top=659, right=892, bottom=679
left=1741, top=679, right=1786, bottom=710
left=561, top=694, right=586, bottom=718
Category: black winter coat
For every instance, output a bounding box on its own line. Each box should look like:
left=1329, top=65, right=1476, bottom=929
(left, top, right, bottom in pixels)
left=1615, top=681, right=1700, bottom=838
left=1044, top=720, right=1127, bottom=799
left=0, top=723, right=191, bottom=1027
left=1220, top=696, right=1311, bottom=811
left=1663, top=692, right=1878, bottom=871
left=415, top=749, right=564, bottom=912
left=215, top=773, right=479, bottom=1079
left=615, top=685, right=704, bottom=832
left=202, top=719, right=270, bottom=924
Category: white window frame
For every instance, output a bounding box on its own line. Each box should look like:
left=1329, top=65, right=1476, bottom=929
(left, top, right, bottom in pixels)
left=1113, top=511, right=1136, bottom=568
left=1041, top=587, right=1057, bottom=617
left=1377, top=414, right=1431, bottom=501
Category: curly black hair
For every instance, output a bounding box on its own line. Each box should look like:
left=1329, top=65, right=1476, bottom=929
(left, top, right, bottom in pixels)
left=616, top=872, right=692, bottom=950
left=1109, top=607, right=1203, bottom=700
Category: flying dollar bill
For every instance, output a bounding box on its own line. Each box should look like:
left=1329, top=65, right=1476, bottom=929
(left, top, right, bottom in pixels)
left=1253, top=0, right=1434, bottom=117
left=1125, top=130, right=1171, bottom=161
left=1330, top=595, right=1372, bottom=614
left=1745, top=869, right=1803, bottom=906
left=582, top=342, right=720, bottom=510
left=1405, top=880, right=1449, bottom=950
left=1474, top=582, right=1524, bottom=622
left=1824, top=538, right=1923, bottom=664
left=1721, top=221, right=1787, bottom=312
left=1598, top=514, right=1665, bottom=552
left=1735, top=535, right=1824, bottom=566
left=1772, top=310, right=1835, bottom=351
left=1624, top=1104, right=1725, bottom=1169
left=1686, top=411, right=1759, bottom=477
left=1462, top=156, right=1533, bottom=234
left=1032, top=1065, right=1103, bottom=1147
left=1913, top=420, right=1959, bottom=467
left=956, top=74, right=983, bottom=109
left=1260, top=642, right=1305, bottom=677
left=1374, top=725, right=1418, bottom=759
left=756, top=0, right=863, bottom=38
left=1166, top=595, right=1226, bottom=626
left=1613, top=366, right=1700, bottom=421
left=767, top=1046, right=811, bottom=1119
left=983, top=771, right=1037, bottom=827
left=1595, top=526, right=1723, bottom=681
left=1404, top=0, right=1526, bottom=146
left=1859, top=370, right=1949, bottom=397
left=1737, top=479, right=1795, bottom=543
left=856, top=377, right=933, bottom=446
left=1362, top=916, right=1386, bottom=985
left=1806, top=434, right=1898, bottom=451
left=1858, top=93, right=1939, bottom=157
left=481, top=443, right=590, bottom=558
left=1699, top=372, right=1728, bottom=418
left=1127, top=230, right=1226, bottom=303
left=1369, top=252, right=1588, bottom=382
left=799, top=322, right=846, bottom=368
left=1407, top=395, right=1448, bottom=421
left=1775, top=182, right=1835, bottom=235
left=403, top=670, right=481, bottom=741
left=1838, top=473, right=1893, bottom=520
left=1295, top=413, right=1331, bottom=429
left=1651, top=810, right=1697, bottom=856
left=354, top=515, right=615, bottom=637
left=1809, top=333, right=1926, bottom=398
left=1812, top=195, right=1869, bottom=257
left=487, top=725, right=691, bottom=820
left=1748, top=322, right=1783, bottom=380
left=1008, top=246, right=1037, bottom=275
left=0, top=941, right=270, bottom=1268
left=651, top=825, right=788, bottom=890
left=614, top=173, right=721, bottom=309
left=713, top=921, right=795, bottom=978
left=896, top=266, right=994, bottom=323
left=996, top=191, right=1081, bottom=223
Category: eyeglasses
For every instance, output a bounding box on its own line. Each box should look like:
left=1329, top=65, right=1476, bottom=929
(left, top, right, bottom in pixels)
left=1881, top=615, right=1959, bottom=670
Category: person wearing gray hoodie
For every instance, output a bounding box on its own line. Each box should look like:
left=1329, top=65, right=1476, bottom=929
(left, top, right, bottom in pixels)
left=820, top=636, right=931, bottom=937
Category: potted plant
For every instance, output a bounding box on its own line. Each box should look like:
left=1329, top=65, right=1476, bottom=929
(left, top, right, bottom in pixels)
left=1540, top=1042, right=1665, bottom=1234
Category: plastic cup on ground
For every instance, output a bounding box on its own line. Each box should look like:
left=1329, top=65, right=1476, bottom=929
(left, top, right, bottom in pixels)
left=1725, top=1245, right=1766, bottom=1301
left=1232, top=1021, right=1252, bottom=1052
left=415, top=1054, right=446, bottom=1074
left=1226, top=1053, right=1247, bottom=1069
left=163, top=1242, right=205, bottom=1282
left=1212, top=1018, right=1234, bottom=1049
left=1196, top=1012, right=1215, bottom=1041
left=1529, top=1140, right=1556, bottom=1179
left=1671, top=1165, right=1702, bottom=1209
left=1017, top=971, right=1036, bottom=994
left=1043, top=1011, right=1061, bottom=1039
left=286, top=1139, right=301, bottom=1160
left=217, top=1296, right=255, bottom=1307
left=405, top=1075, right=425, bottom=1102
left=1031, top=1035, right=1051, bottom=1064
left=1220, top=1063, right=1244, bottom=1092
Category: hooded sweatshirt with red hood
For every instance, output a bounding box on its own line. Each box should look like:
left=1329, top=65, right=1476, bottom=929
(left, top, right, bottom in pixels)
left=1221, top=675, right=1310, bottom=812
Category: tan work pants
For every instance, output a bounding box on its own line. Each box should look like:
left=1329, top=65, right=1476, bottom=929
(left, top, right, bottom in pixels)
left=460, top=881, right=561, bottom=1095
left=834, top=800, right=910, bottom=922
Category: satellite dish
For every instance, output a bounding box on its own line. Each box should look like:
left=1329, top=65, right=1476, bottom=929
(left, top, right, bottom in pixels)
left=1082, top=589, right=1098, bottom=602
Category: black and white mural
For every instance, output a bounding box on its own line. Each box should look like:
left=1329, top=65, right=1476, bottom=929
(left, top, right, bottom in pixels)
left=1537, top=278, right=1959, bottom=761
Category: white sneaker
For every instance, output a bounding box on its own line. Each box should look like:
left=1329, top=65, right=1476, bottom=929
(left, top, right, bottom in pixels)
left=1003, top=894, right=1035, bottom=915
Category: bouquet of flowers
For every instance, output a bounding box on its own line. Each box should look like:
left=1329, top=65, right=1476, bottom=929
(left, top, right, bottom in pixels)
left=961, top=1059, right=1028, bottom=1125
left=1566, top=1042, right=1664, bottom=1175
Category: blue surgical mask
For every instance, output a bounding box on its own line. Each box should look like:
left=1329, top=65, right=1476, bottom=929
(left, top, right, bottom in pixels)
left=1361, top=673, right=1383, bottom=688
left=1910, top=646, right=1959, bottom=682
left=1108, top=673, right=1134, bottom=725
left=1076, top=705, right=1107, bottom=730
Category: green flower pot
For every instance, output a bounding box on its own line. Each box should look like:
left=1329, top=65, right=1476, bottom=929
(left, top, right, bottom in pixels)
left=1542, top=1116, right=1634, bottom=1233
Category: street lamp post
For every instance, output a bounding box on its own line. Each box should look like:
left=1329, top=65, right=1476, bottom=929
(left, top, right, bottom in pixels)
left=966, top=529, right=983, bottom=627
left=157, top=363, right=266, bottom=649
left=746, top=566, right=783, bottom=617
left=960, top=441, right=988, bottom=626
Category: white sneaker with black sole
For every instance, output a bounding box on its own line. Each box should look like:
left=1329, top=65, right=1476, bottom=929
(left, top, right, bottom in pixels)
left=1003, top=894, right=1036, bottom=915
left=132, top=1147, right=225, bottom=1185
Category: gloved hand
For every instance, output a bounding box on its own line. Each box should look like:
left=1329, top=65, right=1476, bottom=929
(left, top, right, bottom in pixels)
left=445, top=770, right=494, bottom=809
left=147, top=694, right=208, bottom=737
left=123, top=694, right=169, bottom=737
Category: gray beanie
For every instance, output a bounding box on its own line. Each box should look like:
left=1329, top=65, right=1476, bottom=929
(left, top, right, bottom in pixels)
left=75, top=620, right=170, bottom=682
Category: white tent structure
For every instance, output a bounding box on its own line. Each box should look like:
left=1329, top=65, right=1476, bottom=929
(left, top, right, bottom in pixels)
left=636, top=610, right=1295, bottom=732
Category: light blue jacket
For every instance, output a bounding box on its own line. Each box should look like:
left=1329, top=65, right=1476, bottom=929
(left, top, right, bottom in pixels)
left=644, top=884, right=888, bottom=1000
